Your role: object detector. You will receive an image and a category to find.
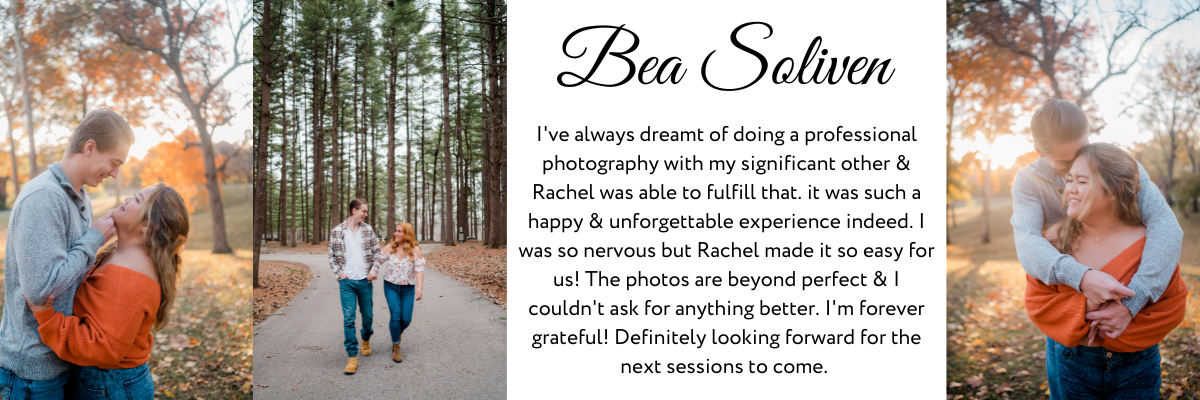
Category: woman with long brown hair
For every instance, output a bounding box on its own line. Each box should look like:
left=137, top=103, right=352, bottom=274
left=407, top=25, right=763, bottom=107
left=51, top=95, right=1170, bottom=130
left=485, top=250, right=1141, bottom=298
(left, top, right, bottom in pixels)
left=25, top=183, right=189, bottom=400
left=377, top=222, right=425, bottom=363
left=1025, top=143, right=1187, bottom=398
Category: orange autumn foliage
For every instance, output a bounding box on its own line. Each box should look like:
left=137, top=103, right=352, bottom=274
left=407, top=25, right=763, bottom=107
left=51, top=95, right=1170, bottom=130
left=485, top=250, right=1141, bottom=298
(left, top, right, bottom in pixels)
left=139, top=127, right=224, bottom=213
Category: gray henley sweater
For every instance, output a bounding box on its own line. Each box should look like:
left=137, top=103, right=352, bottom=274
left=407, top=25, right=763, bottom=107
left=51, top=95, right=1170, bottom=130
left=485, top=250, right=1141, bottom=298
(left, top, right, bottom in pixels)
left=1011, top=157, right=1181, bottom=317
left=0, top=163, right=106, bottom=380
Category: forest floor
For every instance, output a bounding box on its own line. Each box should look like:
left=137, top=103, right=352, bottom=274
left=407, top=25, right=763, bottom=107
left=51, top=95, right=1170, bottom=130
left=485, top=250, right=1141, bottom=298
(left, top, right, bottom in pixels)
left=0, top=183, right=254, bottom=398
left=946, top=196, right=1200, bottom=399
left=253, top=261, right=311, bottom=323
left=425, top=241, right=507, bottom=308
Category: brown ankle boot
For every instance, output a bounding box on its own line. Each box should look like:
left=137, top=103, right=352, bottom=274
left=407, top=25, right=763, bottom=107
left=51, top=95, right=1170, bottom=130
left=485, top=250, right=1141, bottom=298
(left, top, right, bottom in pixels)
left=361, top=340, right=372, bottom=356
left=393, top=333, right=403, bottom=363
left=344, top=356, right=358, bottom=374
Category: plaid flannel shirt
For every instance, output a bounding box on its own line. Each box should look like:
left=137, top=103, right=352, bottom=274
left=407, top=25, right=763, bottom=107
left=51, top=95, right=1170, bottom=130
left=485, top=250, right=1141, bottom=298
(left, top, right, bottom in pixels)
left=328, top=221, right=381, bottom=277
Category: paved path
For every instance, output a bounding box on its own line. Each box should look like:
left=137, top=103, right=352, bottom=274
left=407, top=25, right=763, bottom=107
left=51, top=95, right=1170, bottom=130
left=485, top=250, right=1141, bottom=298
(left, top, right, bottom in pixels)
left=253, top=246, right=506, bottom=399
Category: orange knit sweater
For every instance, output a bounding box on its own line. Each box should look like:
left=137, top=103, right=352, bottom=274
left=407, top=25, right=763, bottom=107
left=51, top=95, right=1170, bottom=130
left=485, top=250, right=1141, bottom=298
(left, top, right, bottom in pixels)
left=1025, top=237, right=1188, bottom=352
left=34, top=264, right=160, bottom=369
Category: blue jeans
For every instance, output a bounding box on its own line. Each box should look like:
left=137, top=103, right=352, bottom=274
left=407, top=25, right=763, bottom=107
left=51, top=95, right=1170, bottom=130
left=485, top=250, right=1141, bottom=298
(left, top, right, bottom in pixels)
left=1045, top=336, right=1062, bottom=400
left=339, top=278, right=374, bottom=357
left=384, top=282, right=416, bottom=344
left=70, top=364, right=153, bottom=400
left=1047, top=338, right=1161, bottom=399
left=0, top=366, right=68, bottom=400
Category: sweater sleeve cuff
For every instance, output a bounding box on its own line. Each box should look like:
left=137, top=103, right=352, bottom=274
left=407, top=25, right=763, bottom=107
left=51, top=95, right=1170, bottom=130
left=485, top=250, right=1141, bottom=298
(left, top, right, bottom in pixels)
left=33, top=308, right=59, bottom=325
left=80, top=228, right=106, bottom=253
left=1057, top=262, right=1091, bottom=292
left=1121, top=280, right=1150, bottom=317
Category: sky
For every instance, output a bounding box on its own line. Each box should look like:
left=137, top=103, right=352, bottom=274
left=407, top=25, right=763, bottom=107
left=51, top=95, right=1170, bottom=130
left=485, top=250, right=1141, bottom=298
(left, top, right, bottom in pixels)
left=951, top=3, right=1200, bottom=170
left=3, top=0, right=252, bottom=161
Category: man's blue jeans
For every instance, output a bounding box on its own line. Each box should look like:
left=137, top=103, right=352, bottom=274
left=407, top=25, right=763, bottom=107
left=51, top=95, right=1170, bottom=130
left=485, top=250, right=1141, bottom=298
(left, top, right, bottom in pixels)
left=71, top=364, right=153, bottom=400
left=383, top=281, right=415, bottom=344
left=339, top=278, right=374, bottom=357
left=1046, top=337, right=1161, bottom=399
left=0, top=366, right=68, bottom=400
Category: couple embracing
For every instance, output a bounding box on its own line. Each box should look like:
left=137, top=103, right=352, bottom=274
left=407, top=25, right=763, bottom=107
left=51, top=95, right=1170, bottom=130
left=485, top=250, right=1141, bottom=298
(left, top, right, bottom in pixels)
left=329, top=199, right=426, bottom=374
left=1014, top=99, right=1188, bottom=399
left=0, top=109, right=190, bottom=399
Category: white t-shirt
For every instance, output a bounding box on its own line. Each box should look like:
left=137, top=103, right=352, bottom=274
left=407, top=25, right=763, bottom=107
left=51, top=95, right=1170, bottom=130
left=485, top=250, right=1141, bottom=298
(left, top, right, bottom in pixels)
left=343, top=226, right=368, bottom=280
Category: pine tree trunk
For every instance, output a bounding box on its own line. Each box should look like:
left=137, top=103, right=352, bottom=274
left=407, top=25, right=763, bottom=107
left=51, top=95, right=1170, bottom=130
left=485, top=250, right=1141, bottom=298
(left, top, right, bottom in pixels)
left=331, top=31, right=343, bottom=224
left=484, top=0, right=503, bottom=248
left=311, top=33, right=329, bottom=244
left=498, top=32, right=506, bottom=246
left=440, top=2, right=455, bottom=246
left=479, top=33, right=490, bottom=244
left=252, top=0, right=273, bottom=286
left=405, top=57, right=413, bottom=226
left=454, top=38, right=468, bottom=242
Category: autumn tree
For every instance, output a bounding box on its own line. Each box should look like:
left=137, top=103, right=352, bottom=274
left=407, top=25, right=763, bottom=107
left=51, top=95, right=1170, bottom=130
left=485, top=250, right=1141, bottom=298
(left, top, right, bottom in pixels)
left=100, top=0, right=252, bottom=254
left=963, top=0, right=1199, bottom=112
left=1124, top=46, right=1200, bottom=206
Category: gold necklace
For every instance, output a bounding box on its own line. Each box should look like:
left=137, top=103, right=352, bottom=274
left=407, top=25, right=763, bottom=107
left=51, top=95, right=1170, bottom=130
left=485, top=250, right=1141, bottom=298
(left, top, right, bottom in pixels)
left=1084, top=223, right=1122, bottom=242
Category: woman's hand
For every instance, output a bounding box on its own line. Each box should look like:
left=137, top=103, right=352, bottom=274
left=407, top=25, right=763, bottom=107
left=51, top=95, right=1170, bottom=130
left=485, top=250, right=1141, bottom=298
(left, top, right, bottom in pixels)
left=1086, top=298, right=1101, bottom=313
left=415, top=287, right=423, bottom=301
left=1086, top=301, right=1133, bottom=339
left=24, top=295, right=55, bottom=314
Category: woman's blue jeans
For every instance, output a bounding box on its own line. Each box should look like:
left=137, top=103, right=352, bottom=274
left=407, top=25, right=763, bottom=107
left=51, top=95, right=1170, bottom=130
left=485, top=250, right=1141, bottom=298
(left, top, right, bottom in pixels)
left=384, top=281, right=416, bottom=344
left=71, top=363, right=153, bottom=400
left=1046, top=337, right=1161, bottom=399
left=0, top=366, right=69, bottom=400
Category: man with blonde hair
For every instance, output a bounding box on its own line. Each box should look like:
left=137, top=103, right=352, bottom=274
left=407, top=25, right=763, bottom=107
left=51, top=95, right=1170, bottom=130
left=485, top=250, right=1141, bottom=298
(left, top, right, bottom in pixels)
left=1011, top=99, right=1181, bottom=398
left=0, top=108, right=132, bottom=398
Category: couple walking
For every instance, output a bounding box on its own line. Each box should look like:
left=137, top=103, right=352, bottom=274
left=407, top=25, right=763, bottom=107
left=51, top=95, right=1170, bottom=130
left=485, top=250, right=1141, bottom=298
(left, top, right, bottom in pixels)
left=0, top=109, right=191, bottom=399
left=329, top=199, right=426, bottom=374
left=1014, top=99, right=1188, bottom=398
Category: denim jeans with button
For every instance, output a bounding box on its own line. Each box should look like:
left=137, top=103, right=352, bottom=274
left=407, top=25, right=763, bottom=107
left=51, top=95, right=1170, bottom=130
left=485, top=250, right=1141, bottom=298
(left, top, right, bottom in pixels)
left=340, top=278, right=374, bottom=357
left=70, top=363, right=153, bottom=400
left=383, top=281, right=415, bottom=344
left=1047, top=338, right=1161, bottom=399
left=0, top=366, right=69, bottom=400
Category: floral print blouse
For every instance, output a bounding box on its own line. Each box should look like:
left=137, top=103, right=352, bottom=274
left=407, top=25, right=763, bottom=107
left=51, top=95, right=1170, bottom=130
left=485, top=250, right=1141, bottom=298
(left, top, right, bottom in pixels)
left=377, top=250, right=425, bottom=286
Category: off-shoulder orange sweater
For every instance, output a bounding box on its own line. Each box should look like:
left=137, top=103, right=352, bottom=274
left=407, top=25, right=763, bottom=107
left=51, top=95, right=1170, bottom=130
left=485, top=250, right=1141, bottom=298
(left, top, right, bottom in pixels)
left=1025, top=237, right=1187, bottom=352
left=33, top=264, right=160, bottom=369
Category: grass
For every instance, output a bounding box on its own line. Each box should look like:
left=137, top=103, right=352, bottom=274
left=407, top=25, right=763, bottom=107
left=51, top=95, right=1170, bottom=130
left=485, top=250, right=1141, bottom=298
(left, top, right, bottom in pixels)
left=0, top=183, right=252, bottom=398
left=946, top=196, right=1200, bottom=399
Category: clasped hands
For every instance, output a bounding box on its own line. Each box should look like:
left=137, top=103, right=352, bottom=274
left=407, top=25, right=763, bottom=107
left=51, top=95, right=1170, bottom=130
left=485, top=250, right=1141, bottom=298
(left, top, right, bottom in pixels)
left=1080, top=270, right=1135, bottom=344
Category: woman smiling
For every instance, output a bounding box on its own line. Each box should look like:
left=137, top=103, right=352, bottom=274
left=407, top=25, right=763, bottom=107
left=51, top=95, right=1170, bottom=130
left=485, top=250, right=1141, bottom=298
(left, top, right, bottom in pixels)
left=1025, top=143, right=1188, bottom=398
left=26, top=183, right=190, bottom=400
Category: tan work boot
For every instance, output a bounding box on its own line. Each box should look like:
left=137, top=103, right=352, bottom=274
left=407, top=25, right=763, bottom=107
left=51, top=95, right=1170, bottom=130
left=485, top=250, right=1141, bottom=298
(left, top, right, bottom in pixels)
left=393, top=333, right=403, bottom=363
left=361, top=340, right=372, bottom=356
left=344, top=356, right=358, bottom=374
